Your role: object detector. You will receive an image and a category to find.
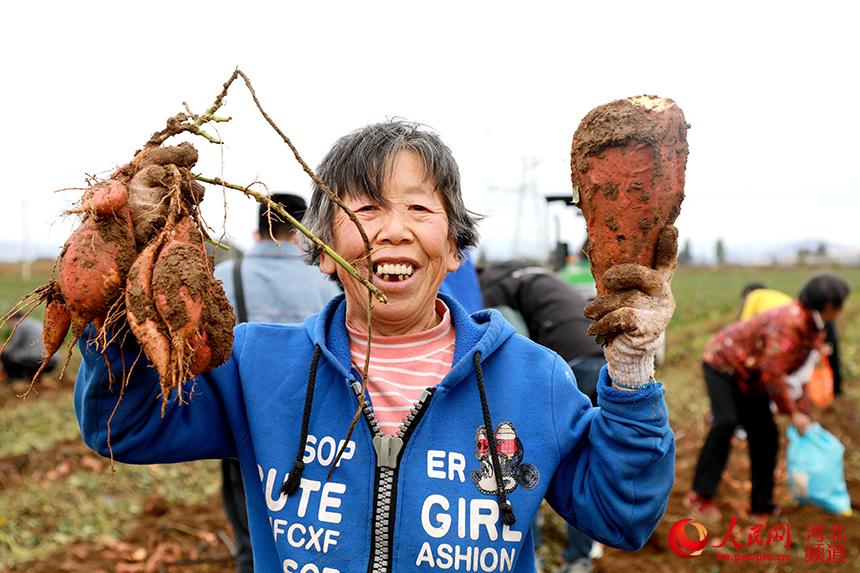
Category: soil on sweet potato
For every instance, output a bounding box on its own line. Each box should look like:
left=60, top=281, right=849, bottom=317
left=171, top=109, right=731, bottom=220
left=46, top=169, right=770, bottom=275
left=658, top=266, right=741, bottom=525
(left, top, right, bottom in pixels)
left=201, top=276, right=235, bottom=369
left=153, top=243, right=210, bottom=332
left=150, top=220, right=234, bottom=369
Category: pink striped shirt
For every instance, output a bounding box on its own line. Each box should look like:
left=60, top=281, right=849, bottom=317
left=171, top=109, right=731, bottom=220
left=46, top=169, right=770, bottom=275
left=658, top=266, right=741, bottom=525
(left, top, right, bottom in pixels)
left=348, top=300, right=455, bottom=434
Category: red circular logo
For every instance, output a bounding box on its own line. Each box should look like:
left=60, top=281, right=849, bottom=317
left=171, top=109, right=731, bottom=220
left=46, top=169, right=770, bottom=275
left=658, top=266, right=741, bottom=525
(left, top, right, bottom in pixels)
left=668, top=518, right=709, bottom=558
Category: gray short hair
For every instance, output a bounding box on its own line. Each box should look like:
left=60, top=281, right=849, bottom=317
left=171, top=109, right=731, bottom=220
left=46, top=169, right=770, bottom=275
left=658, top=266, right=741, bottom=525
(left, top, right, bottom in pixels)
left=301, top=120, right=480, bottom=267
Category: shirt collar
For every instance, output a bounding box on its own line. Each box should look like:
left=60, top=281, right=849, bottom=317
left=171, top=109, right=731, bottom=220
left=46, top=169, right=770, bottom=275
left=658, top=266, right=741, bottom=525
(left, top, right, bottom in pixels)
left=246, top=240, right=303, bottom=258
left=812, top=310, right=825, bottom=330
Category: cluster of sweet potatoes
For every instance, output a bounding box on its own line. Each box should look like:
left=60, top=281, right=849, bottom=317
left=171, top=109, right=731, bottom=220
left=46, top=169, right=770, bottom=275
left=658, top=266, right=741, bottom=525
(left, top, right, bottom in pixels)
left=17, top=143, right=234, bottom=406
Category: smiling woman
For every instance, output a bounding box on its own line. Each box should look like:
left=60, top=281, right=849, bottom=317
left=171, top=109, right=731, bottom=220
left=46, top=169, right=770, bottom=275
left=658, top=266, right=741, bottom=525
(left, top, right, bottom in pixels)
left=75, top=118, right=677, bottom=573
left=301, top=121, right=481, bottom=335
left=322, top=150, right=462, bottom=335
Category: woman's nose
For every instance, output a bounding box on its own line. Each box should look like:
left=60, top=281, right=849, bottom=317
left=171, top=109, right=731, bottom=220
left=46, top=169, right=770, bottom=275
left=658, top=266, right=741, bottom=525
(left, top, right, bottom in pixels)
left=376, top=207, right=413, bottom=244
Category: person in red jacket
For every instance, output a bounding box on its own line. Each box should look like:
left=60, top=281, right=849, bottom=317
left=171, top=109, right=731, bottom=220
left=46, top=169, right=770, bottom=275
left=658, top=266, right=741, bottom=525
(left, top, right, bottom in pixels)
left=685, top=273, right=850, bottom=521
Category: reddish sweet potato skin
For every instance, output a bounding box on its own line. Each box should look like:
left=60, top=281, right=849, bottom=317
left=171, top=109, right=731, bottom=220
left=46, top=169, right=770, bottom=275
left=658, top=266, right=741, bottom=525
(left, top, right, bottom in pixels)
left=42, top=295, right=72, bottom=359
left=58, top=209, right=137, bottom=322
left=151, top=216, right=234, bottom=382
left=152, top=217, right=206, bottom=339
left=84, top=180, right=128, bottom=218
left=571, top=96, right=688, bottom=294
left=126, top=234, right=172, bottom=381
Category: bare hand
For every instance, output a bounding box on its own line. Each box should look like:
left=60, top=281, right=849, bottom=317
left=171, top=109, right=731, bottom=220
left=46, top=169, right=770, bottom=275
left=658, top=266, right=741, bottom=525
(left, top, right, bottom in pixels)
left=791, top=411, right=813, bottom=435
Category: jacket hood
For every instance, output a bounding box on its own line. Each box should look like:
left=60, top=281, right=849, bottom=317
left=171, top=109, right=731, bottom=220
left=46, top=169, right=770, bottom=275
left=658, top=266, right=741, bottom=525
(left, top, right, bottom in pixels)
left=303, top=292, right=517, bottom=391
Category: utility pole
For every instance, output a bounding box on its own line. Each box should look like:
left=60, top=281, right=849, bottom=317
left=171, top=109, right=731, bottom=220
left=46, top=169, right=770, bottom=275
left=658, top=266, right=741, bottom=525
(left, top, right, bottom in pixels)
left=511, top=155, right=540, bottom=258
left=511, top=156, right=528, bottom=257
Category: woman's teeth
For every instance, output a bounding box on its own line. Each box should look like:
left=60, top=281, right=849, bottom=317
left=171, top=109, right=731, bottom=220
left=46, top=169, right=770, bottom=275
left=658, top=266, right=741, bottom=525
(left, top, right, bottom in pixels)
left=374, top=262, right=414, bottom=281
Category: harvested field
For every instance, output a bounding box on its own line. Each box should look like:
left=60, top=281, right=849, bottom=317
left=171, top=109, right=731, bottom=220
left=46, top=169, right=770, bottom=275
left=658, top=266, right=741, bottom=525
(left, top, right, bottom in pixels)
left=2, top=263, right=860, bottom=571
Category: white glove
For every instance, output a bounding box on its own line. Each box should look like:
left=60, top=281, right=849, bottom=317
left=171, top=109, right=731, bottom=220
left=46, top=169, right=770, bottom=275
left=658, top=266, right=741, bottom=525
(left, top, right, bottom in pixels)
left=583, top=226, right=677, bottom=389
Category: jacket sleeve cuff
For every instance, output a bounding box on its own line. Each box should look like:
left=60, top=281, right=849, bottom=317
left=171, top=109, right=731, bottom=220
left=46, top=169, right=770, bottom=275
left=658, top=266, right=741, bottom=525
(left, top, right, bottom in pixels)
left=597, top=364, right=669, bottom=425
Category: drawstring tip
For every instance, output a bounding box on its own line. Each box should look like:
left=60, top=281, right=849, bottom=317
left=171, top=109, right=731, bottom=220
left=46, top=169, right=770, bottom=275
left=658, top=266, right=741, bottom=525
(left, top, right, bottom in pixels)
left=281, top=461, right=305, bottom=496
left=500, top=501, right=516, bottom=526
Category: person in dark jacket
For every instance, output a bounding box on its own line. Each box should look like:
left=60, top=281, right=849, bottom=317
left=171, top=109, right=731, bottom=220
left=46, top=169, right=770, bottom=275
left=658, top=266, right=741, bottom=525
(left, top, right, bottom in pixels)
left=480, top=261, right=604, bottom=399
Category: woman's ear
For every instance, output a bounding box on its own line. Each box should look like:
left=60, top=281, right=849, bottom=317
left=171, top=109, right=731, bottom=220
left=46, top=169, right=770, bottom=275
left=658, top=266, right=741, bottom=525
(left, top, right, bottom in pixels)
left=446, top=240, right=462, bottom=274
left=319, top=250, right=337, bottom=275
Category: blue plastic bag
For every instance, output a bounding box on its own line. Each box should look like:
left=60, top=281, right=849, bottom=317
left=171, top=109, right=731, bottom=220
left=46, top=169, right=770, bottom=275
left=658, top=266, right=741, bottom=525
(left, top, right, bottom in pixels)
left=787, top=423, right=852, bottom=515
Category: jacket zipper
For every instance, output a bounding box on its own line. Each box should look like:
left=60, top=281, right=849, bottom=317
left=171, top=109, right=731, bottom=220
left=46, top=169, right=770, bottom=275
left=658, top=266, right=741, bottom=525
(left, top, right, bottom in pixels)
left=351, top=381, right=435, bottom=573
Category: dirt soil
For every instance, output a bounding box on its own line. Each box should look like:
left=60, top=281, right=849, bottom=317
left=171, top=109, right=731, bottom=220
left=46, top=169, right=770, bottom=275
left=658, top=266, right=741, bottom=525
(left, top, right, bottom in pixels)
left=606, top=396, right=858, bottom=571
left=544, top=395, right=860, bottom=572
left=9, top=489, right=236, bottom=573
left=8, top=383, right=860, bottom=572
left=1, top=381, right=237, bottom=573
left=3, top=362, right=859, bottom=572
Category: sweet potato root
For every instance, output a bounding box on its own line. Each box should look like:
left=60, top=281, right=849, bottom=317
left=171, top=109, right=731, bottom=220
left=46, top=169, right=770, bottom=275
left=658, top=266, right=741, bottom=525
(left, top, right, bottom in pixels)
left=152, top=216, right=208, bottom=396
left=57, top=209, right=137, bottom=323
left=83, top=180, right=128, bottom=218
left=4, top=71, right=319, bottom=409
left=115, top=143, right=206, bottom=246
left=153, top=217, right=207, bottom=340
left=131, top=142, right=200, bottom=171
left=42, top=291, right=72, bottom=359
left=192, top=274, right=235, bottom=375
left=571, top=95, right=688, bottom=294
left=150, top=216, right=234, bottom=400
left=125, top=233, right=172, bottom=382
left=25, top=289, right=73, bottom=385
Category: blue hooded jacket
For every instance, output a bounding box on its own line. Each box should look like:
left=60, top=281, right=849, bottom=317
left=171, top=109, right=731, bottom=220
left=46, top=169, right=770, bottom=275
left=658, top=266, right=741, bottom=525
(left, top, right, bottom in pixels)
left=75, top=293, right=674, bottom=573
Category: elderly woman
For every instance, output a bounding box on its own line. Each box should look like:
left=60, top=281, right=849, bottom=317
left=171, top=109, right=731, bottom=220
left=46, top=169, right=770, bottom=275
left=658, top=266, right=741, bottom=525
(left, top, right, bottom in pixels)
left=75, top=120, right=675, bottom=573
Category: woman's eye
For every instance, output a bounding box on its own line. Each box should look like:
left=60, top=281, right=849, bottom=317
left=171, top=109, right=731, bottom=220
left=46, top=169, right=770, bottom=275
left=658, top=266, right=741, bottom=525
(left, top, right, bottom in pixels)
left=356, top=205, right=377, bottom=213
left=409, top=204, right=431, bottom=212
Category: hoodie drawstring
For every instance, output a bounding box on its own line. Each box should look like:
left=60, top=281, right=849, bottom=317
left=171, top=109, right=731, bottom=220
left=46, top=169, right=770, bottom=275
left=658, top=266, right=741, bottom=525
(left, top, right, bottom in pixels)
left=281, top=344, right=323, bottom=496
left=281, top=345, right=516, bottom=526
left=473, top=351, right=517, bottom=526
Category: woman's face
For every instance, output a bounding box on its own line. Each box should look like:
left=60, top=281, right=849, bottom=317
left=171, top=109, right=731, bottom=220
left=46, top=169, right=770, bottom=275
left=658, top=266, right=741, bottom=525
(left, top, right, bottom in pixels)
left=820, top=303, right=841, bottom=322
left=320, top=150, right=461, bottom=335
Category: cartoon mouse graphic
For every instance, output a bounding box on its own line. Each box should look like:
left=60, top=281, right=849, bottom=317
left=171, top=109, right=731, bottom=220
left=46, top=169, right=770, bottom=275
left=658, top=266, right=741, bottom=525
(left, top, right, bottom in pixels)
left=471, top=421, right=539, bottom=495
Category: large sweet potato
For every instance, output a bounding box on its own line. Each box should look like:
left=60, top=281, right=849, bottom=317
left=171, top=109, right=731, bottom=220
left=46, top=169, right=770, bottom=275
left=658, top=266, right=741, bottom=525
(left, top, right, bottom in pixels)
left=571, top=95, right=688, bottom=294
left=120, top=143, right=206, bottom=246
left=58, top=209, right=137, bottom=323
left=151, top=216, right=234, bottom=395
left=152, top=217, right=207, bottom=341
left=125, top=234, right=172, bottom=382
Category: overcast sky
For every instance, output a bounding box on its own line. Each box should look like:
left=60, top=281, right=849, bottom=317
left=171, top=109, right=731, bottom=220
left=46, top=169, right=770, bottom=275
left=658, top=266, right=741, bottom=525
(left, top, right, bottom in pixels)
left=2, top=1, right=858, bottom=263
